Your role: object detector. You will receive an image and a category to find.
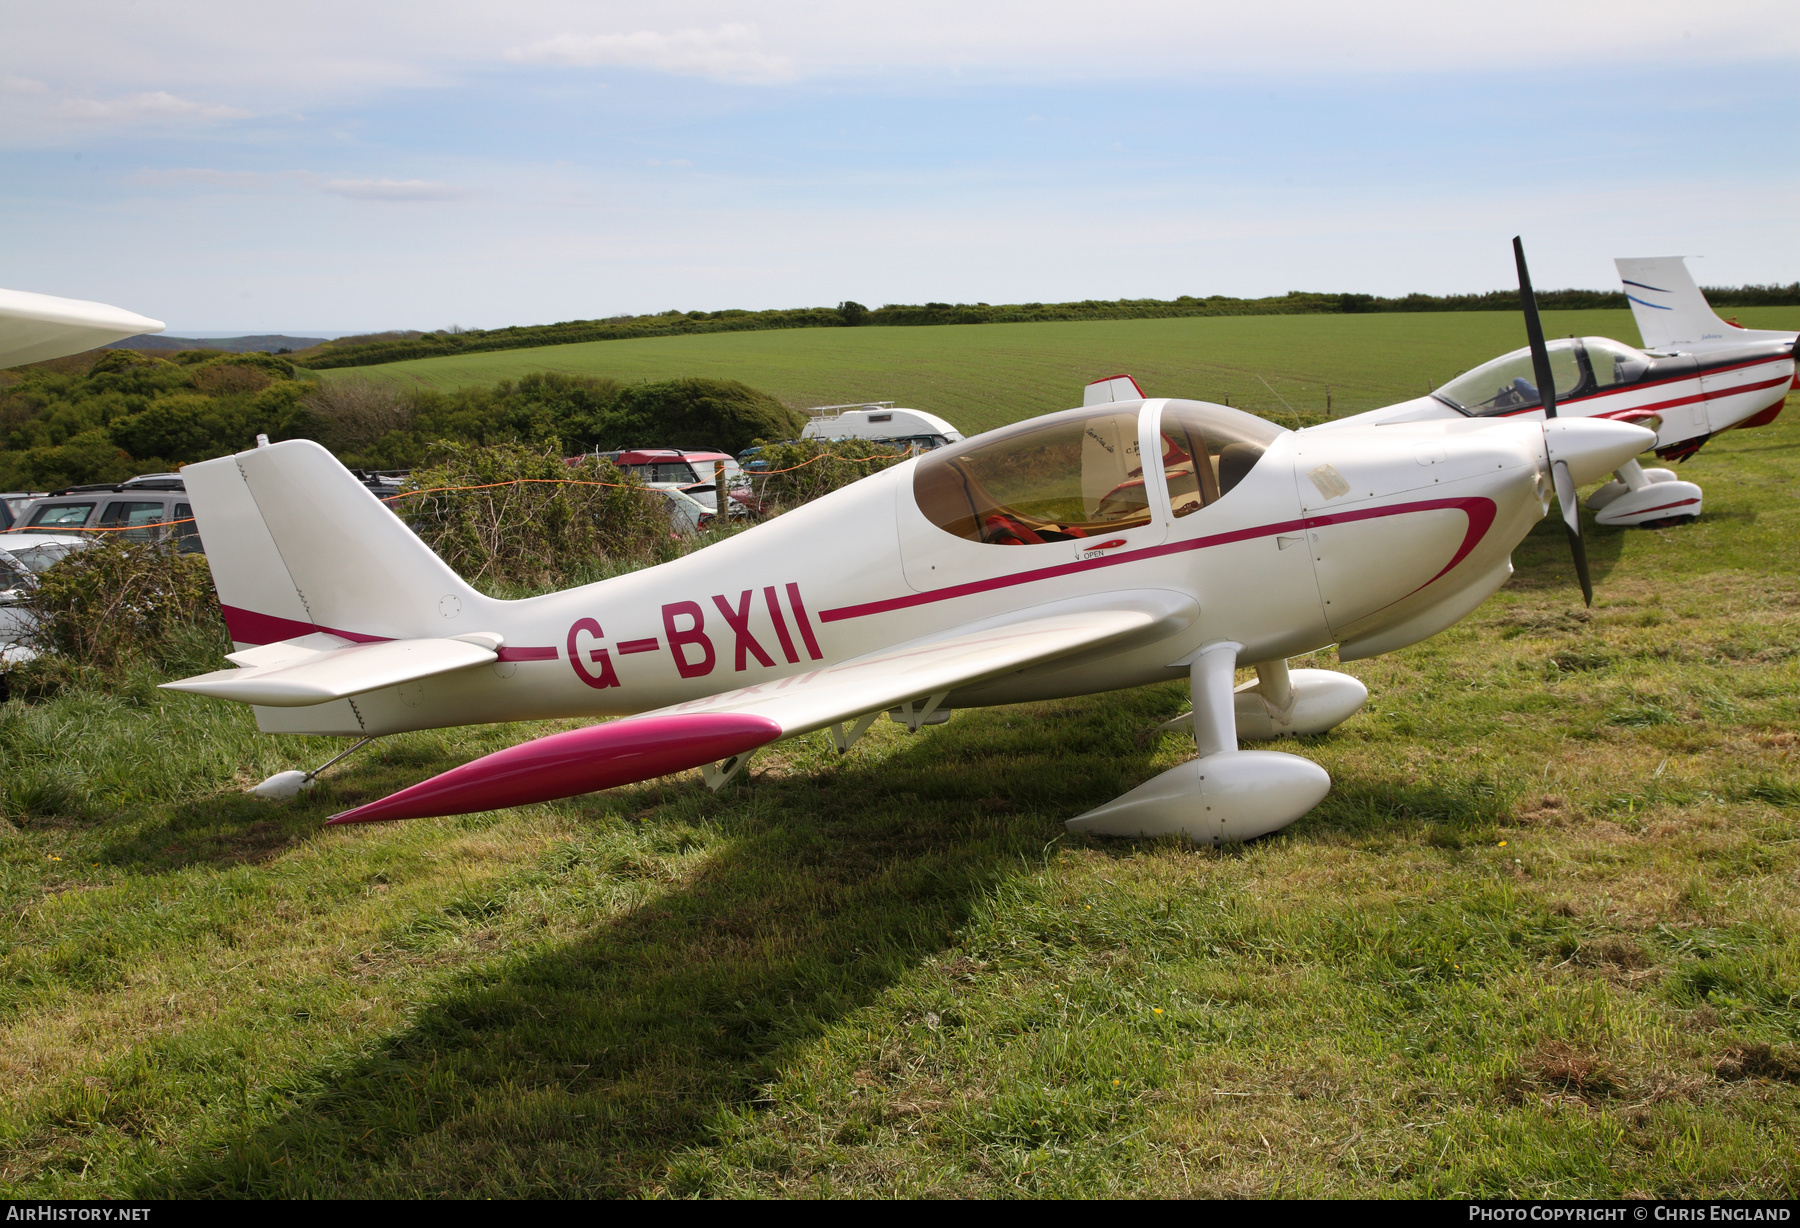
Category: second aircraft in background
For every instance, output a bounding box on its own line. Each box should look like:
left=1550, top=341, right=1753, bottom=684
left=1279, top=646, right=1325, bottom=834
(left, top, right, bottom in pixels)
left=1316, top=257, right=1794, bottom=529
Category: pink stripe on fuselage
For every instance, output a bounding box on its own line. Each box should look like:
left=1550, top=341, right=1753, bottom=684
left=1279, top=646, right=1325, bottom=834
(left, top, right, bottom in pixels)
left=819, top=496, right=1497, bottom=623
left=219, top=603, right=558, bottom=662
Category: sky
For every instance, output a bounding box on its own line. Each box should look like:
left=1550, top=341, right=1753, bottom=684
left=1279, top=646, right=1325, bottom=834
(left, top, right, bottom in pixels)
left=3, top=1, right=1797, bottom=333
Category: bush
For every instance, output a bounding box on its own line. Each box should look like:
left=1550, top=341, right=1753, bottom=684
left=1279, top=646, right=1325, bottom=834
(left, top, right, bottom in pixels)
left=303, top=377, right=415, bottom=454
left=20, top=536, right=223, bottom=675
left=398, top=441, right=674, bottom=590
left=597, top=379, right=804, bottom=455
left=748, top=438, right=911, bottom=510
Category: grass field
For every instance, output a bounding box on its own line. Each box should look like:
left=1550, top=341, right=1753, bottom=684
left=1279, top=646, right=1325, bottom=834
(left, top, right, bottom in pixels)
left=3, top=320, right=1798, bottom=1197
left=320, top=307, right=1800, bottom=436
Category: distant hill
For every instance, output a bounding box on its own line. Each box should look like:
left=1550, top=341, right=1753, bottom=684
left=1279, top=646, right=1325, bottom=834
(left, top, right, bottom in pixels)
left=109, top=334, right=328, bottom=355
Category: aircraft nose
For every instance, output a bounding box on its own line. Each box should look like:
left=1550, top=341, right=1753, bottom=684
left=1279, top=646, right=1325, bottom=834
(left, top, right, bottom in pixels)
left=1543, top=418, right=1657, bottom=485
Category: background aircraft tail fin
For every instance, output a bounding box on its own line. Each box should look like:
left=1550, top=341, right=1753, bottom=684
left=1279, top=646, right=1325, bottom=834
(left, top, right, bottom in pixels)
left=181, top=439, right=486, bottom=647
left=1612, top=255, right=1782, bottom=352
left=1083, top=374, right=1146, bottom=406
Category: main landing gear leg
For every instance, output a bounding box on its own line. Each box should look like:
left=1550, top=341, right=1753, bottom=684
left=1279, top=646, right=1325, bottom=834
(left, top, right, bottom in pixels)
left=1068, top=641, right=1331, bottom=844
left=1156, top=656, right=1368, bottom=741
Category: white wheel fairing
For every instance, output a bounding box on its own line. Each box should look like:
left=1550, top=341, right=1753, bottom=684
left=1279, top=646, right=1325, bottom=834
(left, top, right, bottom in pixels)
left=1065, top=750, right=1331, bottom=844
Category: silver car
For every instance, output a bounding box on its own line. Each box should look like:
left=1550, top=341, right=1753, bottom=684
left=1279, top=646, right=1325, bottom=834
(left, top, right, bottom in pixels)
left=0, top=533, right=91, bottom=666
left=9, top=475, right=203, bottom=552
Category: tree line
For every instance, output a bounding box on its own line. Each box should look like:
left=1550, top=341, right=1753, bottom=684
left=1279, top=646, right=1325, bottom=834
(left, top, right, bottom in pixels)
left=294, top=283, right=1800, bottom=370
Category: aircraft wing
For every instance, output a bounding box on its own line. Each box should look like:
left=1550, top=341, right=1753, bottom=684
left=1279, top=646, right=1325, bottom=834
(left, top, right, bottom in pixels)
left=163, top=631, right=503, bottom=706
left=645, top=589, right=1194, bottom=736
left=0, top=288, right=166, bottom=369
left=328, top=590, right=1196, bottom=823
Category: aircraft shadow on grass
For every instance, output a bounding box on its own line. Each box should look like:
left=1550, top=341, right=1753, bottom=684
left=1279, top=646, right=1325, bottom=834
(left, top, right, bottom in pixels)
left=137, top=692, right=1203, bottom=1197
left=119, top=629, right=1545, bottom=1193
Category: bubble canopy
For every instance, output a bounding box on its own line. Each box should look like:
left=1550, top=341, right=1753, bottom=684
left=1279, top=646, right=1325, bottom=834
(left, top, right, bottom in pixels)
left=1433, top=337, right=1654, bottom=415
left=913, top=400, right=1285, bottom=544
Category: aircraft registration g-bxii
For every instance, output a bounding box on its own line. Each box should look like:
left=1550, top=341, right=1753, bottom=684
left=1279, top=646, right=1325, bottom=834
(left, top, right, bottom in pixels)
left=165, top=245, right=1654, bottom=844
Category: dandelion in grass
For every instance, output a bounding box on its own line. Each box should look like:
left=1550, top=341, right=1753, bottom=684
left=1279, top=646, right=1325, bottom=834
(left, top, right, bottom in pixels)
left=1153, top=1008, right=1163, bottom=1015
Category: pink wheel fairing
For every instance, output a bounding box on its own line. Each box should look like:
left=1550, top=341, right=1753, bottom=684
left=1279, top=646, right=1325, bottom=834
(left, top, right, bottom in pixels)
left=327, top=712, right=782, bottom=824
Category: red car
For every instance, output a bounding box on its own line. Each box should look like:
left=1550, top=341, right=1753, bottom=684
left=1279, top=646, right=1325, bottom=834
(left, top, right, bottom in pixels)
left=575, top=448, right=761, bottom=517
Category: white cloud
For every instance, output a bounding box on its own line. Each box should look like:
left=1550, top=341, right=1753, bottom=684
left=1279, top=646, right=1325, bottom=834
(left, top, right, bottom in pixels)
left=1, top=74, right=48, bottom=96
left=4, top=1, right=1797, bottom=126
left=506, top=24, right=792, bottom=84
left=49, top=90, right=248, bottom=122
left=321, top=178, right=472, bottom=202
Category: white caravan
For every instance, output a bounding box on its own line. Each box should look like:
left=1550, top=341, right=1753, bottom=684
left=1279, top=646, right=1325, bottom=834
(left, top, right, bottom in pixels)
left=800, top=403, right=964, bottom=449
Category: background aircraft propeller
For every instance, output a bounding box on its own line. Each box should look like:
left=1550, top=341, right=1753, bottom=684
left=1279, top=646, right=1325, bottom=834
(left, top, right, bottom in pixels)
left=1514, top=235, right=1594, bottom=606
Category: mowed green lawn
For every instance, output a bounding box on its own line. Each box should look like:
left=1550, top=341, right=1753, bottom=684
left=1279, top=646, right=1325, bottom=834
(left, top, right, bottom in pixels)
left=2, top=321, right=1798, bottom=1197
left=321, top=307, right=1800, bottom=435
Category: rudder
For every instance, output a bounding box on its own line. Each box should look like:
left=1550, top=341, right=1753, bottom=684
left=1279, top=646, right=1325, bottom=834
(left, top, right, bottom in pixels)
left=184, top=439, right=486, bottom=647
left=1616, top=255, right=1737, bottom=351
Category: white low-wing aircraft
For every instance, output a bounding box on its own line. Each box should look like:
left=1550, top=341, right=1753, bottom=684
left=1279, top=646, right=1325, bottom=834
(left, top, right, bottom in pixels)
left=1318, top=258, right=1795, bottom=530
left=164, top=243, right=1654, bottom=844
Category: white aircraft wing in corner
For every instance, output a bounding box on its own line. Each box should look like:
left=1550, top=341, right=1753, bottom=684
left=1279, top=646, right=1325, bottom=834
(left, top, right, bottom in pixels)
left=0, top=287, right=165, bottom=369
left=326, top=590, right=1197, bottom=824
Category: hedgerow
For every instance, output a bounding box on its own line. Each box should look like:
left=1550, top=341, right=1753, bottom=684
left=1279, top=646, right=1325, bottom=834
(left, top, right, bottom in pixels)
left=398, top=442, right=675, bottom=590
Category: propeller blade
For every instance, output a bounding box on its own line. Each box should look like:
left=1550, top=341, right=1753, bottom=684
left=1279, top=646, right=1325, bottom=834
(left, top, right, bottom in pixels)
left=327, top=711, right=781, bottom=824
left=1552, top=459, right=1593, bottom=606
left=1518, top=237, right=1592, bottom=604
left=1512, top=236, right=1559, bottom=419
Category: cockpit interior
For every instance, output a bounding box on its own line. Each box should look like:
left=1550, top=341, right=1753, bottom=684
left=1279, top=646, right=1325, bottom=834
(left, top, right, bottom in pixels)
left=913, top=401, right=1286, bottom=545
left=1432, top=337, right=1654, bottom=415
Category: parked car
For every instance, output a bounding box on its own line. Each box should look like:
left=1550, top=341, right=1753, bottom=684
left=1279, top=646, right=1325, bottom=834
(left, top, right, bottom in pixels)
left=0, top=532, right=92, bottom=668
left=581, top=448, right=759, bottom=517
left=0, top=492, right=48, bottom=532
left=648, top=486, right=714, bottom=534
left=7, top=473, right=204, bottom=552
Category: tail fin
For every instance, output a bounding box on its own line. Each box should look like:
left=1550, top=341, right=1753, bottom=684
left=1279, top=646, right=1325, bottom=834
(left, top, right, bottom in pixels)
left=183, top=439, right=485, bottom=647
left=1614, top=256, right=1793, bottom=352
left=1083, top=374, right=1146, bottom=406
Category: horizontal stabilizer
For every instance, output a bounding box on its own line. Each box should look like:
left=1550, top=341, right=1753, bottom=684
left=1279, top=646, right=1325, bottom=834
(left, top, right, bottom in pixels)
left=162, top=631, right=502, bottom=706
left=0, top=288, right=165, bottom=369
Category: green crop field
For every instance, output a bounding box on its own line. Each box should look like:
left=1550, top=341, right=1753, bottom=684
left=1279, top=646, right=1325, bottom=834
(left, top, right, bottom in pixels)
left=321, top=307, right=1800, bottom=436
left=3, top=316, right=1798, bottom=1198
